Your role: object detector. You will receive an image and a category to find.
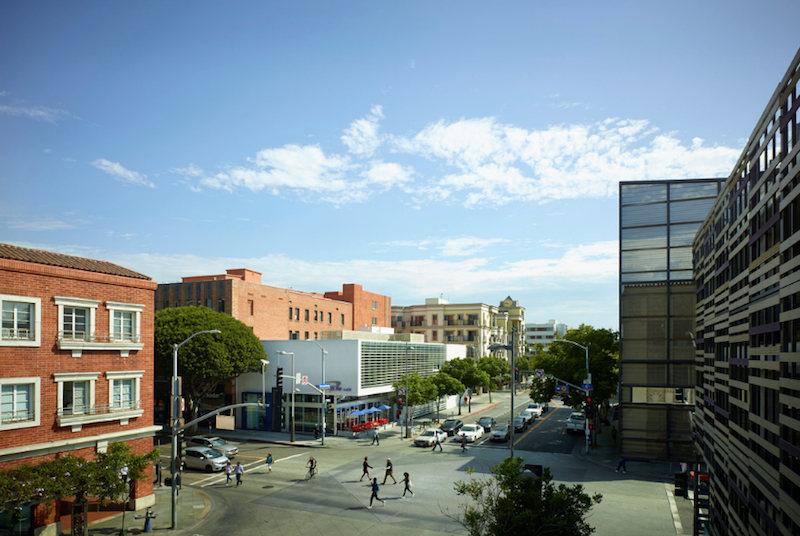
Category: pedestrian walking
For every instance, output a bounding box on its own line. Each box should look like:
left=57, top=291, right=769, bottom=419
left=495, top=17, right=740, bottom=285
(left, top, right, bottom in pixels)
left=224, top=461, right=233, bottom=486
left=154, top=460, right=162, bottom=487
left=360, top=456, right=373, bottom=481
left=400, top=472, right=414, bottom=498
left=371, top=428, right=380, bottom=446
left=265, top=453, right=274, bottom=473
left=461, top=433, right=467, bottom=453
left=368, top=478, right=384, bottom=508
left=615, top=457, right=627, bottom=474
left=235, top=462, right=244, bottom=486
left=431, top=433, right=443, bottom=452
left=306, top=456, right=317, bottom=480
left=314, top=424, right=319, bottom=440
left=382, top=458, right=396, bottom=484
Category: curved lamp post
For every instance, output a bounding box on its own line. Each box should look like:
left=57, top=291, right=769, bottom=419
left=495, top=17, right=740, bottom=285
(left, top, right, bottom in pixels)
left=309, top=340, right=328, bottom=446
left=553, top=338, right=591, bottom=454
left=171, top=329, right=220, bottom=529
left=276, top=351, right=296, bottom=442
left=489, top=328, right=516, bottom=459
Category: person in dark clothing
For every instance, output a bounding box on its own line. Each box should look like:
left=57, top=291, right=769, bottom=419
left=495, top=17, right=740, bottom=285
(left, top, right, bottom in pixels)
left=360, top=456, right=373, bottom=481
left=382, top=458, right=396, bottom=484
left=400, top=472, right=414, bottom=498
left=616, top=457, right=627, bottom=474
left=314, top=425, right=319, bottom=440
left=368, top=478, right=384, bottom=508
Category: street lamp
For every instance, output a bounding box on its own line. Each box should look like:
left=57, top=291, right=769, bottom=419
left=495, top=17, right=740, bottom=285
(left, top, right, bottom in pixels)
left=554, top=338, right=591, bottom=454
left=171, top=329, right=220, bottom=530
left=260, top=359, right=269, bottom=429
left=489, top=327, right=516, bottom=459
left=276, top=351, right=296, bottom=442
left=309, top=340, right=328, bottom=446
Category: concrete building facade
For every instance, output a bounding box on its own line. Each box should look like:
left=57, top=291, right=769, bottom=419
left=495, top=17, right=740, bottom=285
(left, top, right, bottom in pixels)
left=692, top=49, right=800, bottom=536
left=391, top=296, right=525, bottom=359
left=525, top=319, right=568, bottom=351
left=0, top=243, right=159, bottom=535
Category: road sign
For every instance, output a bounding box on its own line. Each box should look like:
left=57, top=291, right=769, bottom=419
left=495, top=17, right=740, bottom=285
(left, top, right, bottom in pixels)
left=555, top=385, right=569, bottom=393
left=318, top=383, right=331, bottom=390
left=534, top=369, right=545, bottom=379
left=398, top=387, right=406, bottom=396
left=295, top=372, right=301, bottom=384
left=581, top=384, right=593, bottom=390
left=302, top=375, right=308, bottom=385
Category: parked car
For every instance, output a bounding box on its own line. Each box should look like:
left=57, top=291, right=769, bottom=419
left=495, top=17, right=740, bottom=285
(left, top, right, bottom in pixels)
left=477, top=416, right=496, bottom=432
left=414, top=428, right=447, bottom=447
left=184, top=446, right=229, bottom=472
left=490, top=424, right=510, bottom=442
left=187, top=436, right=238, bottom=459
left=512, top=416, right=527, bottom=433
left=519, top=409, right=536, bottom=424
left=456, top=424, right=484, bottom=443
left=440, top=419, right=464, bottom=436
left=526, top=403, right=543, bottom=417
left=565, top=412, right=586, bottom=434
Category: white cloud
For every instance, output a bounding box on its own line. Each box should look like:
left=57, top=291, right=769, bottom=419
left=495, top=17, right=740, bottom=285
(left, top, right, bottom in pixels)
left=374, top=236, right=509, bottom=257
left=341, top=105, right=385, bottom=157
left=43, top=149, right=51, bottom=153
left=170, top=164, right=205, bottom=177
left=91, top=159, right=155, bottom=188
left=7, top=218, right=78, bottom=231
left=410, top=59, right=415, bottom=69
left=0, top=104, right=76, bottom=123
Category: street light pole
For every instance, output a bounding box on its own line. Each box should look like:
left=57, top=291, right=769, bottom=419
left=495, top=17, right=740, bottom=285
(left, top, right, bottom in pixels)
left=555, top=338, right=591, bottom=454
left=309, top=340, right=328, bottom=446
left=260, top=359, right=269, bottom=429
left=276, top=351, right=295, bottom=442
left=405, top=343, right=410, bottom=439
left=489, top=327, right=516, bottom=459
left=171, top=329, right=220, bottom=530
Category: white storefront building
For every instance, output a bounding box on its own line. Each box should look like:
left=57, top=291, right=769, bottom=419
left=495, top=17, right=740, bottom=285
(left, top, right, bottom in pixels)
left=235, top=328, right=466, bottom=435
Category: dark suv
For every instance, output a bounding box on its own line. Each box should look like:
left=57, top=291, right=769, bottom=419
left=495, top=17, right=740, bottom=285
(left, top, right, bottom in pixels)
left=440, top=419, right=464, bottom=436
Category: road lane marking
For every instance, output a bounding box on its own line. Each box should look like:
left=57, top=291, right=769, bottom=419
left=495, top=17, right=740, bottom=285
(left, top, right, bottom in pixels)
left=665, top=483, right=685, bottom=534
left=199, top=452, right=307, bottom=487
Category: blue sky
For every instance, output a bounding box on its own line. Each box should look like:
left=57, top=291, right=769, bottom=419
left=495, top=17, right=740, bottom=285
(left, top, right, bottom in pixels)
left=2, top=1, right=799, bottom=330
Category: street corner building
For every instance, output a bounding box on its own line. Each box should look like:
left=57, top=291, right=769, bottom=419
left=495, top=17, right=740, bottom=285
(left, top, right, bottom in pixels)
left=0, top=243, right=160, bottom=535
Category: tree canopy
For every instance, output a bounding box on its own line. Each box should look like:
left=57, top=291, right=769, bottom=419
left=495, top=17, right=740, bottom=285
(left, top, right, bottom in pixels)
left=392, top=372, right=438, bottom=407
left=453, top=457, right=602, bottom=536
left=478, top=355, right=509, bottom=403
left=154, top=306, right=268, bottom=422
left=431, top=371, right=466, bottom=420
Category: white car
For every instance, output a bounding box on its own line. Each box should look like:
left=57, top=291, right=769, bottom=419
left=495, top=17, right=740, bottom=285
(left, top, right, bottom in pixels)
left=456, top=424, right=484, bottom=443
left=184, top=446, right=229, bottom=472
left=414, top=428, right=447, bottom=447
left=518, top=409, right=536, bottom=424
left=526, top=403, right=543, bottom=417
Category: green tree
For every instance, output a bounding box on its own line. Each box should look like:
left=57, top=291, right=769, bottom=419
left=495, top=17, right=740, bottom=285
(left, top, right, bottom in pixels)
left=478, top=355, right=509, bottom=403
left=392, top=372, right=438, bottom=429
left=154, top=306, right=268, bottom=426
left=453, top=457, right=602, bottom=536
left=431, top=371, right=465, bottom=421
left=442, top=358, right=490, bottom=412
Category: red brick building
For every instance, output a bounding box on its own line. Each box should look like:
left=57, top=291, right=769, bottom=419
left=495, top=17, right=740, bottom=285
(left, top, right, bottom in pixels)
left=0, top=244, right=159, bottom=535
left=156, top=269, right=391, bottom=340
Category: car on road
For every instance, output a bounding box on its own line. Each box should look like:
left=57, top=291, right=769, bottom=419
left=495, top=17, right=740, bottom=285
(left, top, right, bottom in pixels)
left=456, top=424, right=484, bottom=443
left=477, top=416, right=496, bottom=432
left=565, top=412, right=586, bottom=434
left=186, top=436, right=238, bottom=459
left=512, top=416, right=527, bottom=433
left=414, top=428, right=447, bottom=447
left=440, top=419, right=464, bottom=436
left=184, top=446, right=229, bottom=472
left=490, top=424, right=510, bottom=442
left=526, top=403, right=544, bottom=417
left=541, top=402, right=550, bottom=413
left=519, top=409, right=536, bottom=424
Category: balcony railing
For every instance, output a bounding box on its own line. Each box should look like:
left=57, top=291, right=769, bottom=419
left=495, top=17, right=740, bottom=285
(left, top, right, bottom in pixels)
left=58, top=331, right=142, bottom=344
left=57, top=400, right=143, bottom=419
left=1, top=328, right=35, bottom=340
left=0, top=408, right=35, bottom=424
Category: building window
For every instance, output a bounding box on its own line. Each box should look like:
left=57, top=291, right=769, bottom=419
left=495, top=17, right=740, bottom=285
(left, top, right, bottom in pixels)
left=0, top=295, right=41, bottom=347
left=248, top=300, right=254, bottom=315
left=289, top=331, right=293, bottom=339
left=289, top=306, right=293, bottom=319
left=55, top=297, right=99, bottom=342
left=206, top=298, right=212, bottom=308
left=314, top=332, right=318, bottom=339
left=341, top=314, right=345, bottom=325
left=218, top=299, right=225, bottom=312
left=372, top=317, right=377, bottom=325
left=314, top=311, right=318, bottom=321
left=305, top=332, right=309, bottom=339
left=295, top=308, right=300, bottom=321
left=107, top=371, right=144, bottom=413
left=305, top=309, right=309, bottom=321
left=372, top=300, right=378, bottom=310
left=432, top=331, right=438, bottom=341
left=432, top=315, right=438, bottom=325
left=0, top=377, right=40, bottom=431
left=328, top=312, right=332, bottom=324
left=113, top=311, right=135, bottom=341
left=55, top=372, right=98, bottom=418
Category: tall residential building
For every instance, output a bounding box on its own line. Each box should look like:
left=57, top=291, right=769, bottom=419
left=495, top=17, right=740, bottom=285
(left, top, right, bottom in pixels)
left=0, top=243, right=159, bottom=535
left=525, top=319, right=568, bottom=351
left=692, top=48, right=800, bottom=536
left=618, top=179, right=723, bottom=463
left=392, top=296, right=525, bottom=359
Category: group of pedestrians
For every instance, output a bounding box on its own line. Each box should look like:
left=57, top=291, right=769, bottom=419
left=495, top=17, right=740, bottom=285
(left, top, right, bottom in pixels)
left=224, top=461, right=245, bottom=486
left=360, top=456, right=414, bottom=508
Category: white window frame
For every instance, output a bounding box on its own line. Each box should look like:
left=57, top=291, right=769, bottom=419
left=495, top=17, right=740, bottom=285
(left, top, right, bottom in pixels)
left=0, top=294, right=41, bottom=347
left=55, top=297, right=99, bottom=349
left=106, top=370, right=144, bottom=425
left=0, top=377, right=40, bottom=431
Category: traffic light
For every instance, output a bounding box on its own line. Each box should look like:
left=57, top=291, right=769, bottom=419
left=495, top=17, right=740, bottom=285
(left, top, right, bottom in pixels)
left=396, top=409, right=401, bottom=419
left=176, top=431, right=187, bottom=471
left=276, top=367, right=283, bottom=389
left=514, top=367, right=519, bottom=381
left=398, top=397, right=402, bottom=406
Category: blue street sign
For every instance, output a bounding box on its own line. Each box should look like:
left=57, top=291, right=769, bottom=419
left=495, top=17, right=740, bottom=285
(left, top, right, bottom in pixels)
left=555, top=385, right=569, bottom=393
left=318, top=383, right=331, bottom=390
left=581, top=384, right=593, bottom=390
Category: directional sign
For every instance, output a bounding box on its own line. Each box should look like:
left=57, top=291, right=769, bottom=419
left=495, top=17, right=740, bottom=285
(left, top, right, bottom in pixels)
left=295, top=372, right=301, bottom=384
left=318, top=383, right=331, bottom=390
left=534, top=369, right=545, bottom=379
left=555, top=385, right=569, bottom=393
left=581, top=384, right=593, bottom=391
left=302, top=375, right=308, bottom=385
